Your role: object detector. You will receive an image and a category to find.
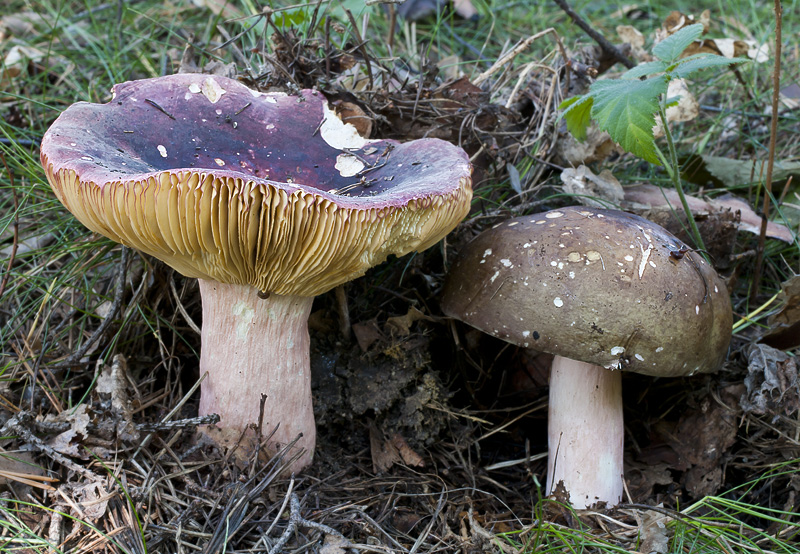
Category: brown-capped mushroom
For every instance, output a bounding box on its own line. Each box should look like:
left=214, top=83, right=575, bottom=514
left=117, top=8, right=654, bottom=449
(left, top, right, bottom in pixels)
left=41, top=74, right=472, bottom=470
left=441, top=207, right=731, bottom=508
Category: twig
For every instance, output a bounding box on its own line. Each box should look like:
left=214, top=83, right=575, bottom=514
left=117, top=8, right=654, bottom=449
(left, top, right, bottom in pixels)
left=135, top=414, right=219, bottom=432
left=0, top=138, right=38, bottom=147
left=0, top=411, right=99, bottom=481
left=472, top=28, right=568, bottom=87
left=344, top=8, right=374, bottom=91
left=132, top=371, right=209, bottom=458
left=553, top=0, right=635, bottom=69
left=267, top=493, right=348, bottom=554
left=750, top=0, right=783, bottom=301
left=55, top=247, right=129, bottom=368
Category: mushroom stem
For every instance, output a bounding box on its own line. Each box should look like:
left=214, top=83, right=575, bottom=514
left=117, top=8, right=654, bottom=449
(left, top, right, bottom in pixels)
left=197, top=280, right=316, bottom=469
left=546, top=355, right=623, bottom=508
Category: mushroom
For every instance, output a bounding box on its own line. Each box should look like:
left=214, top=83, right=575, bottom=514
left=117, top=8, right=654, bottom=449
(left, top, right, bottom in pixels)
left=441, top=206, right=731, bottom=508
left=41, top=74, right=472, bottom=470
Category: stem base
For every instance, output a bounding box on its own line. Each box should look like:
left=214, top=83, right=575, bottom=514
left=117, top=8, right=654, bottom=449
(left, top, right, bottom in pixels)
left=197, top=280, right=316, bottom=470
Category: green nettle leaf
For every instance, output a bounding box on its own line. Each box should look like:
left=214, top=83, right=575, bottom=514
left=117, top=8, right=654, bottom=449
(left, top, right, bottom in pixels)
left=589, top=77, right=668, bottom=164
left=559, top=95, right=594, bottom=141
left=620, top=61, right=668, bottom=79
left=558, top=20, right=751, bottom=166
left=673, top=54, right=749, bottom=78
left=652, top=23, right=704, bottom=63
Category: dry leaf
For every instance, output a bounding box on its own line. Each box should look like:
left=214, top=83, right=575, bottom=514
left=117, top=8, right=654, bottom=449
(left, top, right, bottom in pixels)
left=352, top=318, right=383, bottom=352
left=453, top=0, right=479, bottom=21
left=780, top=83, right=800, bottom=110
left=667, top=385, right=741, bottom=498
left=67, top=481, right=111, bottom=520
left=0, top=11, right=53, bottom=40
left=190, top=0, right=243, bottom=18
left=653, top=78, right=699, bottom=138
left=616, top=25, right=649, bottom=61
left=656, top=10, right=711, bottom=40
left=623, top=184, right=796, bottom=243
left=638, top=508, right=671, bottom=554
left=654, top=10, right=767, bottom=62
left=332, top=100, right=373, bottom=138
left=557, top=125, right=622, bottom=166
left=764, top=276, right=800, bottom=350
left=741, top=343, right=799, bottom=417
left=369, top=423, right=402, bottom=473
left=319, top=534, right=350, bottom=554
left=95, top=354, right=139, bottom=442
left=560, top=165, right=624, bottom=207
left=390, top=433, right=425, bottom=467
left=45, top=404, right=91, bottom=458
left=385, top=307, right=434, bottom=336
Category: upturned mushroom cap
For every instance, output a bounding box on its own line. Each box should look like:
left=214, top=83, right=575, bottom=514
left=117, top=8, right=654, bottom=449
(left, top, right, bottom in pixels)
left=442, top=207, right=732, bottom=377
left=41, top=74, right=472, bottom=296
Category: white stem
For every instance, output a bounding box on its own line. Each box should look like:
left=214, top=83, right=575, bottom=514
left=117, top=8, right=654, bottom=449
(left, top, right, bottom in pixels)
left=197, top=280, right=316, bottom=470
left=546, top=355, right=623, bottom=508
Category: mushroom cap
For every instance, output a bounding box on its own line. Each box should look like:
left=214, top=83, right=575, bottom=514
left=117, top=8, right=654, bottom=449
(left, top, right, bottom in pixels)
left=441, top=207, right=732, bottom=377
left=41, top=74, right=472, bottom=297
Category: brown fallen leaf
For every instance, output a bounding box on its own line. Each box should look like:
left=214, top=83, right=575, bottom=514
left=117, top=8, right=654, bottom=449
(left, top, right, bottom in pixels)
left=780, top=83, right=800, bottom=110
left=332, top=100, right=373, bottom=139
left=740, top=343, right=799, bottom=417
left=453, top=0, right=479, bottom=20
left=352, top=318, right=383, bottom=352
left=95, top=354, right=139, bottom=442
left=638, top=508, right=671, bottom=554
left=617, top=25, right=649, bottom=62
left=560, top=165, right=624, bottom=207
left=556, top=125, right=622, bottom=166
left=385, top=306, right=435, bottom=336
left=653, top=78, right=699, bottom=138
left=663, top=385, right=742, bottom=498
left=764, top=275, right=800, bottom=350
left=623, top=184, right=796, bottom=243
left=369, top=422, right=401, bottom=473
left=654, top=10, right=767, bottom=62
left=389, top=433, right=425, bottom=468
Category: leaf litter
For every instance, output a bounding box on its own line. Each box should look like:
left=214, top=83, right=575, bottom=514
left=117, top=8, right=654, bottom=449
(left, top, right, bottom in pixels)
left=0, top=2, right=798, bottom=553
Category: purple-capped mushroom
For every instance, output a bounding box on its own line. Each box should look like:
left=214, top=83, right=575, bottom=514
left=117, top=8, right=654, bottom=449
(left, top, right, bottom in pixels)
left=442, top=207, right=731, bottom=508
left=41, top=74, right=472, bottom=470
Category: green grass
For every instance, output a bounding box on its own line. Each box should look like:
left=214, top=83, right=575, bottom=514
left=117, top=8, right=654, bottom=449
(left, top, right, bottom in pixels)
left=1, top=0, right=799, bottom=552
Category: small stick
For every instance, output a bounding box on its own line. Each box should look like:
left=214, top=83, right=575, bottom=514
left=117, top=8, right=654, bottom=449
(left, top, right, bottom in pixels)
left=553, top=0, right=635, bottom=69
left=144, top=99, right=176, bottom=120
left=473, top=28, right=569, bottom=86
left=0, top=411, right=99, bottom=481
left=750, top=0, right=783, bottom=301
left=267, top=493, right=348, bottom=554
left=334, top=284, right=351, bottom=341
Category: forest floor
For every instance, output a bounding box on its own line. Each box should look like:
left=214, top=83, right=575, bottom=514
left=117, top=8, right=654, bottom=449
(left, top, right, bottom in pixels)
left=1, top=1, right=799, bottom=552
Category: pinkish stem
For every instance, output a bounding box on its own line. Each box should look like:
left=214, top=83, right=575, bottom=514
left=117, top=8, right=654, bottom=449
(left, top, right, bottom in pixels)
left=546, top=355, right=623, bottom=508
left=197, top=280, right=316, bottom=469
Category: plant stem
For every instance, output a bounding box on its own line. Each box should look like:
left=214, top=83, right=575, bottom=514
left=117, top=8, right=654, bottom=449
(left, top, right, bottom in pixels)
left=657, top=105, right=708, bottom=259
left=750, top=0, right=783, bottom=301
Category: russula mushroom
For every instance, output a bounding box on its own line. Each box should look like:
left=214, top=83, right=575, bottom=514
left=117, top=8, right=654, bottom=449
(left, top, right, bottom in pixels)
left=41, top=74, right=472, bottom=470
left=441, top=206, right=731, bottom=508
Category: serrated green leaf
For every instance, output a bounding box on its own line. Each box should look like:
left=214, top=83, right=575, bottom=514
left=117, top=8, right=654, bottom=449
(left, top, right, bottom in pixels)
left=621, top=61, right=669, bottom=79
left=673, top=54, right=749, bottom=78
left=559, top=95, right=594, bottom=141
left=652, top=24, right=704, bottom=63
left=589, top=77, right=668, bottom=164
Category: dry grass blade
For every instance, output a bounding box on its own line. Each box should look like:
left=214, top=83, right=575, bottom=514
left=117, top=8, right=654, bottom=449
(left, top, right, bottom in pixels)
left=0, top=469, right=57, bottom=490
